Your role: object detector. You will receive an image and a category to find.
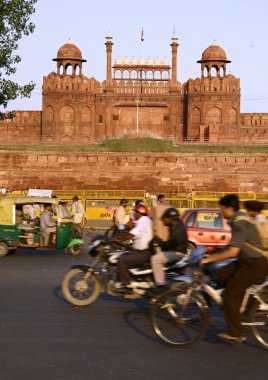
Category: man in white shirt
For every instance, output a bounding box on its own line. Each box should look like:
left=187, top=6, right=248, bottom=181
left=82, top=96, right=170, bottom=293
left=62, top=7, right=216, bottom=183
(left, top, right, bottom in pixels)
left=112, top=204, right=153, bottom=292
left=71, top=196, right=86, bottom=237
left=114, top=198, right=129, bottom=228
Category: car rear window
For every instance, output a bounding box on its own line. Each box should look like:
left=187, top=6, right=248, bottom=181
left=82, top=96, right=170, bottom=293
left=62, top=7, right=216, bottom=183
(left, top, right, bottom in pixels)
left=196, top=212, right=223, bottom=229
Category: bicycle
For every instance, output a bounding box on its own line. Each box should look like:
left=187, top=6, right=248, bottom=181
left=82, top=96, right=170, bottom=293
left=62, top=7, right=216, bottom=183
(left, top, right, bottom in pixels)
left=150, top=246, right=268, bottom=349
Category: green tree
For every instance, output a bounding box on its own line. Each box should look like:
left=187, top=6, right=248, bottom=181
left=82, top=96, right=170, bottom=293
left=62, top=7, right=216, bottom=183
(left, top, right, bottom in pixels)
left=0, top=0, right=37, bottom=119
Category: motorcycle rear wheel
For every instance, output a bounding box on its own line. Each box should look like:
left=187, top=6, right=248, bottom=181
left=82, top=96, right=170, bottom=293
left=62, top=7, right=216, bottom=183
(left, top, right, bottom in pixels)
left=151, top=288, right=209, bottom=347
left=61, top=268, right=101, bottom=306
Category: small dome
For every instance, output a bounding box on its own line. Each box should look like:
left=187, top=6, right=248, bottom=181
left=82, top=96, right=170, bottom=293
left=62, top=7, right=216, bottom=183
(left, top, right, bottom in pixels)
left=154, top=57, right=162, bottom=66
left=115, top=56, right=122, bottom=65
left=131, top=56, right=137, bottom=65
left=162, top=56, right=169, bottom=65
left=57, top=39, right=83, bottom=60
left=146, top=57, right=154, bottom=66
left=123, top=56, right=130, bottom=65
left=139, top=57, right=145, bottom=65
left=200, top=43, right=228, bottom=61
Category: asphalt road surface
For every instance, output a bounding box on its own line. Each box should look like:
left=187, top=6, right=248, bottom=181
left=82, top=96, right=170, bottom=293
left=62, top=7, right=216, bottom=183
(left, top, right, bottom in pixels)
left=0, top=246, right=267, bottom=380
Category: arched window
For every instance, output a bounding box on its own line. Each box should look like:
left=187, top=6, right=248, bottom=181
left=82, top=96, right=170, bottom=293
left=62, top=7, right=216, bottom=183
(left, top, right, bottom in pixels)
left=204, top=66, right=209, bottom=77
left=46, top=105, right=54, bottom=123
left=59, top=64, right=64, bottom=75
left=146, top=70, right=153, bottom=80
left=162, top=70, right=169, bottom=80
left=192, top=107, right=201, bottom=124
left=130, top=70, right=137, bottom=79
left=114, top=70, right=121, bottom=79
left=81, top=106, right=91, bottom=123
left=210, top=66, right=218, bottom=77
left=61, top=105, right=74, bottom=123
left=123, top=70, right=129, bottom=79
left=207, top=106, right=222, bottom=124
left=65, top=63, right=73, bottom=75
left=219, top=66, right=224, bottom=77
left=154, top=70, right=161, bottom=80
left=229, top=107, right=237, bottom=124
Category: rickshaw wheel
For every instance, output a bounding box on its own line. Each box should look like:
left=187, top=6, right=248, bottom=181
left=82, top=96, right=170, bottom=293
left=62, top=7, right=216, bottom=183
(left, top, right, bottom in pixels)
left=0, top=242, right=9, bottom=257
left=67, top=243, right=82, bottom=256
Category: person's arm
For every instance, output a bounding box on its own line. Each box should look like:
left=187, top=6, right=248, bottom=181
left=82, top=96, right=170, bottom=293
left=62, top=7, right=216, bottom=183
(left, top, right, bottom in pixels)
left=112, top=232, right=134, bottom=243
left=200, top=246, right=239, bottom=265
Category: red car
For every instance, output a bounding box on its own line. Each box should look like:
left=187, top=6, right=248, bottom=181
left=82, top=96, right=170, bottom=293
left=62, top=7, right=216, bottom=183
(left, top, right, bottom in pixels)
left=180, top=208, right=231, bottom=254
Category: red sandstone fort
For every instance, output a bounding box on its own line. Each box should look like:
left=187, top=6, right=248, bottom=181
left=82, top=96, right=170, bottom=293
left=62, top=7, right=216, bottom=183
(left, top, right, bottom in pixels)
left=1, top=33, right=268, bottom=143
left=0, top=34, right=267, bottom=193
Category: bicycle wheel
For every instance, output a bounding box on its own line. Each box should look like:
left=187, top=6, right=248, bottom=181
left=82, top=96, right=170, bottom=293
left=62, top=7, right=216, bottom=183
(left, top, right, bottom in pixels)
left=150, top=288, right=209, bottom=347
left=249, top=301, right=268, bottom=350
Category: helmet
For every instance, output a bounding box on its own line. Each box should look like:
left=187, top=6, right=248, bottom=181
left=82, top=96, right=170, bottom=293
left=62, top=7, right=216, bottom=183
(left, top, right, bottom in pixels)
left=135, top=199, right=145, bottom=206
left=134, top=204, right=148, bottom=215
left=161, top=207, right=180, bottom=220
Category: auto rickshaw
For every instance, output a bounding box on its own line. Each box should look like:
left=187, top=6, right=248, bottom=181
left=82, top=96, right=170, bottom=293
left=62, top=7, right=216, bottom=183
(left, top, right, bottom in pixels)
left=0, top=196, right=83, bottom=257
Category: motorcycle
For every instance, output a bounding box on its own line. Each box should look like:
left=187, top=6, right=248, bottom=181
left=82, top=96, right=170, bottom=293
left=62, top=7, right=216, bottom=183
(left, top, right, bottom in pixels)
left=61, top=236, right=186, bottom=306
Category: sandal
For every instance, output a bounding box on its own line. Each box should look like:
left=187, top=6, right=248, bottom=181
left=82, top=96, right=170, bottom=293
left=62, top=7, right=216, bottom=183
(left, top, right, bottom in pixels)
left=217, top=332, right=246, bottom=344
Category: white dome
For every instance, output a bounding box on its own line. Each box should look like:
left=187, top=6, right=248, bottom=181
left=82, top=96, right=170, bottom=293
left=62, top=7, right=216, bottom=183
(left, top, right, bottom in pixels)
left=131, top=56, right=137, bottom=65
left=154, top=57, right=162, bottom=66
left=115, top=56, right=122, bottom=65
left=146, top=57, right=154, bottom=65
left=139, top=57, right=145, bottom=65
left=162, top=56, right=169, bottom=65
left=123, top=56, right=130, bottom=65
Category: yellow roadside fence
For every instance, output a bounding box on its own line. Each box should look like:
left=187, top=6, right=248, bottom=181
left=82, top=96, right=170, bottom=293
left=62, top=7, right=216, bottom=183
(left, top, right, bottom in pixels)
left=1, top=190, right=267, bottom=229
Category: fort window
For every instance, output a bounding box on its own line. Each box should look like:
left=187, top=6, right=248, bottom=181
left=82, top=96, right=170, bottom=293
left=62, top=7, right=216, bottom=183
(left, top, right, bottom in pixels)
left=113, top=115, right=119, bottom=120
left=164, top=115, right=169, bottom=122
left=180, top=116, right=184, bottom=124
left=99, top=115, right=103, bottom=124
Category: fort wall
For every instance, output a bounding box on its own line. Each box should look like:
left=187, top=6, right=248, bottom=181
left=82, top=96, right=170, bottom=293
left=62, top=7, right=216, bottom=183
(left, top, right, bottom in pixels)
left=0, top=152, right=267, bottom=192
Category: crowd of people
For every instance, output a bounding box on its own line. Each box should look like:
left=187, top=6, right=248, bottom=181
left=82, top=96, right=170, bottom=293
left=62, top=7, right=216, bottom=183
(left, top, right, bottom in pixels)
left=110, top=193, right=268, bottom=345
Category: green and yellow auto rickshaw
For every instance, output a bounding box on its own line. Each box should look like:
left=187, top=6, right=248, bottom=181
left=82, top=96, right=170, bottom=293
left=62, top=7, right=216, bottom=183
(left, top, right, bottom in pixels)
left=0, top=196, right=83, bottom=257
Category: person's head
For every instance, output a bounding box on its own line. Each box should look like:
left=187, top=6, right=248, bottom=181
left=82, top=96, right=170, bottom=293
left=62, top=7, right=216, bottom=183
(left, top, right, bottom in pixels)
left=133, top=204, right=148, bottom=220
left=161, top=207, right=180, bottom=226
left=219, top=194, right=240, bottom=219
left=44, top=204, right=53, bottom=212
left=120, top=198, right=128, bottom=208
left=135, top=199, right=145, bottom=206
left=72, top=196, right=79, bottom=202
left=244, top=200, right=264, bottom=217
left=157, top=194, right=165, bottom=203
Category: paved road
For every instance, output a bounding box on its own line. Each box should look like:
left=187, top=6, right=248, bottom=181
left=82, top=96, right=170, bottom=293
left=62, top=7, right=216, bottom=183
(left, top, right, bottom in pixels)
left=0, top=247, right=267, bottom=380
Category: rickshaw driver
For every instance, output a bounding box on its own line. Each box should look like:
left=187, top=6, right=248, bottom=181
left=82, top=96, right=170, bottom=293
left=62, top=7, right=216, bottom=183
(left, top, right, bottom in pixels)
left=40, top=204, right=57, bottom=244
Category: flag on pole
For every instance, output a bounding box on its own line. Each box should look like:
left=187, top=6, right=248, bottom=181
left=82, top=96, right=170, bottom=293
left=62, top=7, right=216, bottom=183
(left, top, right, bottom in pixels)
left=141, top=27, right=144, bottom=42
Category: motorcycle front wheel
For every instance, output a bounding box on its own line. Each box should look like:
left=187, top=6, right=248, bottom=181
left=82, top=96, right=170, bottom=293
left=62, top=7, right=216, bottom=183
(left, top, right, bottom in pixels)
left=61, top=268, right=101, bottom=306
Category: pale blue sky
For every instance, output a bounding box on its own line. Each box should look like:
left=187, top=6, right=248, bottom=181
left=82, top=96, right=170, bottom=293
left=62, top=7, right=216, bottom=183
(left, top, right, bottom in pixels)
left=4, top=0, right=268, bottom=113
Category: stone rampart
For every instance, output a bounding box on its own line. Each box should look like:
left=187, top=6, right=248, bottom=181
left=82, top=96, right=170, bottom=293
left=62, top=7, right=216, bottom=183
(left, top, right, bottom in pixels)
left=1, top=152, right=267, bottom=192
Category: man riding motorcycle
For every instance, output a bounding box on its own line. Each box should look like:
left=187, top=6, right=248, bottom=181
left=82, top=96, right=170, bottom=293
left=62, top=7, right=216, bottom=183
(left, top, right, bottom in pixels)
left=112, top=204, right=152, bottom=293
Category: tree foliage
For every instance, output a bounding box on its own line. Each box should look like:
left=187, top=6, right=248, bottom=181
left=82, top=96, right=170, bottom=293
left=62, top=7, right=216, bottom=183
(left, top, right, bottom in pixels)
left=0, top=0, right=37, bottom=119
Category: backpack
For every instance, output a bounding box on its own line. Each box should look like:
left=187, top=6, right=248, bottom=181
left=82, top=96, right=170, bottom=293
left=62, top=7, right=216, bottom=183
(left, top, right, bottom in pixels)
left=234, top=215, right=268, bottom=260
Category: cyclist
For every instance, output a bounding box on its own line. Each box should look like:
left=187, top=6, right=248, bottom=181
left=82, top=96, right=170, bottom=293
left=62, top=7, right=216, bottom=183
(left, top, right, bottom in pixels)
left=200, top=194, right=268, bottom=344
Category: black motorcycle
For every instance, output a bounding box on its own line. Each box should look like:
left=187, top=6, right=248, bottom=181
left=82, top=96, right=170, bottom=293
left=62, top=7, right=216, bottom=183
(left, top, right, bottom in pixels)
left=61, top=236, right=185, bottom=306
